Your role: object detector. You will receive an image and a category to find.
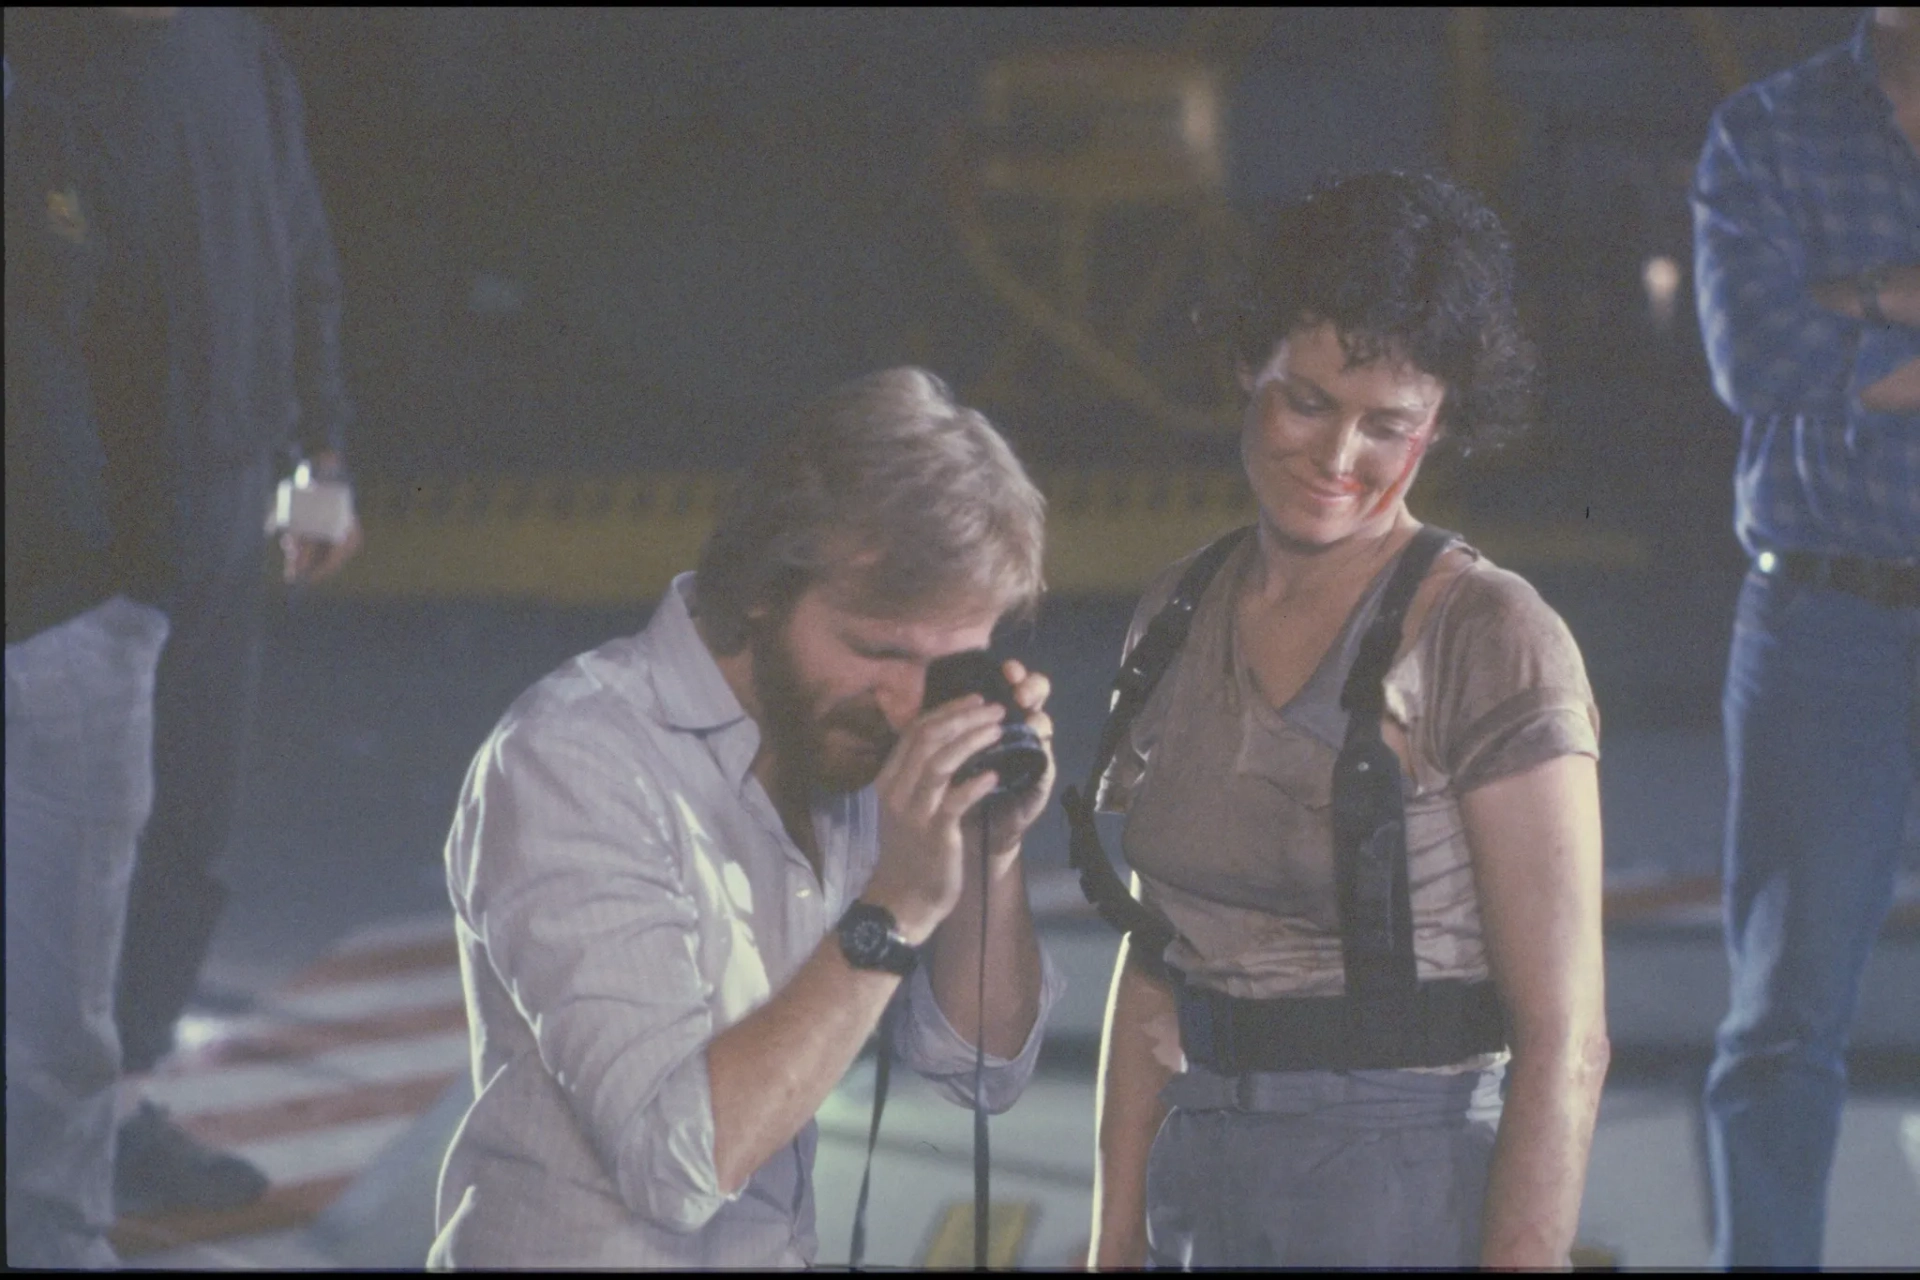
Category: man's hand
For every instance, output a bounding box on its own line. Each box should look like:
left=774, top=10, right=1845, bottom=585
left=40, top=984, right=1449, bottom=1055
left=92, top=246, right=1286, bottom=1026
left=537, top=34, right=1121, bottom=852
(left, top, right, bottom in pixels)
left=281, top=516, right=363, bottom=584
left=1862, top=355, right=1920, bottom=413
left=968, top=659, right=1055, bottom=871
left=863, top=695, right=1009, bottom=945
left=279, top=449, right=364, bottom=584
left=1810, top=263, right=1920, bottom=327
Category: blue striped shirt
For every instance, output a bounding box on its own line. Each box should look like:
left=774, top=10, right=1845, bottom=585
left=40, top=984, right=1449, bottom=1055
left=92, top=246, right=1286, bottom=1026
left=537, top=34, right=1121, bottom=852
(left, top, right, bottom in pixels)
left=1692, top=12, right=1920, bottom=561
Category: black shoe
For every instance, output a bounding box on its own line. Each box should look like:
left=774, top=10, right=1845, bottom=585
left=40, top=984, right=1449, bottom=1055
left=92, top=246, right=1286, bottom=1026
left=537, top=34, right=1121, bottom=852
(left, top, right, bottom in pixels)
left=114, top=1100, right=270, bottom=1217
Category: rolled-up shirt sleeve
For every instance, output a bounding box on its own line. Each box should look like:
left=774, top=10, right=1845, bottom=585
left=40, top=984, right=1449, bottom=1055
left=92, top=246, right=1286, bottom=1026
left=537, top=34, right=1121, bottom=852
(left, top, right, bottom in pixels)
left=1692, top=97, right=1859, bottom=422
left=453, top=713, right=734, bottom=1232
left=890, top=944, right=1066, bottom=1114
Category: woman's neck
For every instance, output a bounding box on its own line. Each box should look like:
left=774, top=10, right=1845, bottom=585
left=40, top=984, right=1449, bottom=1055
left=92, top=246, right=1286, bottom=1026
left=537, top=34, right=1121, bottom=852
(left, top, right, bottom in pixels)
left=1246, top=506, right=1418, bottom=607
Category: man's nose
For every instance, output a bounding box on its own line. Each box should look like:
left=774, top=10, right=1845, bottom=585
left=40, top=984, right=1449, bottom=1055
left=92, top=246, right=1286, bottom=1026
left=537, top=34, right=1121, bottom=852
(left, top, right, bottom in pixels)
left=873, top=666, right=926, bottom=731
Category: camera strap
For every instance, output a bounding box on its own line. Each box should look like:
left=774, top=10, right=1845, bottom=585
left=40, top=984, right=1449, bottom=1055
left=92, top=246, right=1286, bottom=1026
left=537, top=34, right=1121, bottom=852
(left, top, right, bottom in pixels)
left=848, top=816, right=997, bottom=1271
left=847, top=1000, right=894, bottom=1270
left=971, top=812, right=992, bottom=1269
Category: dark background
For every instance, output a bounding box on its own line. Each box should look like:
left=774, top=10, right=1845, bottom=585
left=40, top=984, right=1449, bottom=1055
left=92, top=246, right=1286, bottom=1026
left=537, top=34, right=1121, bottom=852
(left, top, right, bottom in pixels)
left=5, top=7, right=1884, bottom=982
left=248, top=9, right=1857, bottom=719
left=233, top=5, right=1862, bottom=969
left=257, top=6, right=1851, bottom=497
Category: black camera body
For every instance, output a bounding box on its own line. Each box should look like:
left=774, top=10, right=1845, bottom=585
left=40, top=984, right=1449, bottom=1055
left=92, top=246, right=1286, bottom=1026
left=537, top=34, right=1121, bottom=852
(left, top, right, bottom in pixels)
left=921, top=650, right=1048, bottom=797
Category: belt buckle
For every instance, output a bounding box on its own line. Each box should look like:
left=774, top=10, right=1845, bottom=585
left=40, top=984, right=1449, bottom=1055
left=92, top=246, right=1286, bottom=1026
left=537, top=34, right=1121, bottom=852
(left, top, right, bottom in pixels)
left=1755, top=550, right=1804, bottom=582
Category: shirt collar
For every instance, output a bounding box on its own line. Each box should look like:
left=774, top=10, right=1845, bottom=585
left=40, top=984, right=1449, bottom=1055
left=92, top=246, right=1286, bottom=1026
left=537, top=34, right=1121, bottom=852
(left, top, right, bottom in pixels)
left=647, top=574, right=748, bottom=731
left=646, top=574, right=765, bottom=787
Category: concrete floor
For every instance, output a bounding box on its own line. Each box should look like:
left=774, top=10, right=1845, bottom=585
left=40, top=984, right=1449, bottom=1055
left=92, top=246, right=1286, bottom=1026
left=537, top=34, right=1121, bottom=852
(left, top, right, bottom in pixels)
left=134, top=917, right=1920, bottom=1270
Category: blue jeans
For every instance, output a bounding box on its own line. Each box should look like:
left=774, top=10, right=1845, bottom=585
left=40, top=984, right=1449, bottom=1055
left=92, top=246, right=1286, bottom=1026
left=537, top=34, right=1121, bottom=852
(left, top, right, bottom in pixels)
left=1706, top=568, right=1919, bottom=1268
left=5, top=598, right=169, bottom=1269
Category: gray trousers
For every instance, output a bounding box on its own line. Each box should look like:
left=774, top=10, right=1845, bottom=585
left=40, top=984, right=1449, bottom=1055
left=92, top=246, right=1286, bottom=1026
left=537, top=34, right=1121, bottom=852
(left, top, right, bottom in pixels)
left=6, top=597, right=169, bottom=1269
left=1146, top=1064, right=1505, bottom=1269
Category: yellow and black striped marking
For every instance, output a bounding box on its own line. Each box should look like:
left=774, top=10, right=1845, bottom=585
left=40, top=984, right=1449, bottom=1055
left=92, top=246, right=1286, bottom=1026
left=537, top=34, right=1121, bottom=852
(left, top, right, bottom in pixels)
left=319, top=470, right=1644, bottom=603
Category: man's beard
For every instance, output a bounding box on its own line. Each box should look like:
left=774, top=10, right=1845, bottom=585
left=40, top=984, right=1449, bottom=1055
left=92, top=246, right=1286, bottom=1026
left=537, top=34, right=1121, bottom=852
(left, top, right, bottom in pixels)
left=750, top=621, right=897, bottom=795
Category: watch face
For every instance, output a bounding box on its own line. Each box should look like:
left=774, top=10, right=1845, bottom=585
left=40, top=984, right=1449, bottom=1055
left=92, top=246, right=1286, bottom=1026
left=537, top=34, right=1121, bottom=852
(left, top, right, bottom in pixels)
left=848, top=915, right=887, bottom=959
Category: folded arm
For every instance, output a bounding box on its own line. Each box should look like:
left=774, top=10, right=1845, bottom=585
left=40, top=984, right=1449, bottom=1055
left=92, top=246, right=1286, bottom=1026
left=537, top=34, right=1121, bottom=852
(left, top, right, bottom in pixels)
left=1692, top=104, right=1918, bottom=419
left=1858, top=356, right=1920, bottom=412
left=1808, top=268, right=1920, bottom=412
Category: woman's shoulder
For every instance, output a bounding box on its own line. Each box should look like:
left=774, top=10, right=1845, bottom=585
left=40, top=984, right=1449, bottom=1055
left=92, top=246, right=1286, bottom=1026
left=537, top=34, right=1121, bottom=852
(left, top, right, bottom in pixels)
left=1412, top=545, right=1599, bottom=788
left=1124, top=527, right=1255, bottom=650
left=1427, top=547, right=1579, bottom=650
left=1420, top=546, right=1595, bottom=718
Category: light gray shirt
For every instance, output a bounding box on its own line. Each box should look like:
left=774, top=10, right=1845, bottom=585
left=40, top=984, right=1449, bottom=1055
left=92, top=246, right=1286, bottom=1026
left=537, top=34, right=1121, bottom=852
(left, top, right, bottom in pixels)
left=429, top=574, right=1062, bottom=1269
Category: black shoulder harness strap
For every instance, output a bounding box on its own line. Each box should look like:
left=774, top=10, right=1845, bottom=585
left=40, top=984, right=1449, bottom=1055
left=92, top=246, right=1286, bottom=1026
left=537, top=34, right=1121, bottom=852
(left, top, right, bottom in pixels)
left=1060, top=525, right=1254, bottom=960
left=1062, top=524, right=1458, bottom=982
left=1330, top=525, right=1456, bottom=1010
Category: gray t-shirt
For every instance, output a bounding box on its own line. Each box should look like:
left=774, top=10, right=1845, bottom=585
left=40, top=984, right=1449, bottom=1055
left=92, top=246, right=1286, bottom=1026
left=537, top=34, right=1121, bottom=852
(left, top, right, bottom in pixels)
left=1099, top=533, right=1599, bottom=1012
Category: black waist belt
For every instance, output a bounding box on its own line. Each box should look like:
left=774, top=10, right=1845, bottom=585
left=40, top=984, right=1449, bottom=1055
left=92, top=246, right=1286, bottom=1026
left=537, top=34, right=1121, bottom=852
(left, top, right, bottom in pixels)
left=1176, top=977, right=1507, bottom=1074
left=1762, top=550, right=1920, bottom=610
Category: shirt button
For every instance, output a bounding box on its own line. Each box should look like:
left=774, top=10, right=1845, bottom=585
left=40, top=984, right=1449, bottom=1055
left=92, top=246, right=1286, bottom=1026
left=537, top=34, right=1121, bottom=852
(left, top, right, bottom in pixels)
left=797, top=887, right=811, bottom=898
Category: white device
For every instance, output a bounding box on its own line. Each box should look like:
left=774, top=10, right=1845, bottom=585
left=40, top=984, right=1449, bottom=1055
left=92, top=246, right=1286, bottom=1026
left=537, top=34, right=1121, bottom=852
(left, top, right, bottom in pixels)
left=266, top=461, right=356, bottom=543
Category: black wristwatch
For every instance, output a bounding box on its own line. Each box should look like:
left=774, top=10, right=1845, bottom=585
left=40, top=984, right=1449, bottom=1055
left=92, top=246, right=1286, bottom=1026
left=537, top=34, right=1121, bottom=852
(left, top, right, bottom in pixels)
left=836, top=901, right=918, bottom=976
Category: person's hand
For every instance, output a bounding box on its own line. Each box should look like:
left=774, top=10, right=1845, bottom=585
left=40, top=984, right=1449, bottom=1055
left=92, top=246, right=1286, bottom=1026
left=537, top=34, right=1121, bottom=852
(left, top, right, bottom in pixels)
left=1811, top=263, right=1920, bottom=327
left=968, top=659, right=1054, bottom=872
left=862, top=695, right=1009, bottom=945
left=281, top=514, right=363, bottom=584
left=1877, top=264, right=1920, bottom=327
left=280, top=449, right=363, bottom=584
left=1862, top=355, right=1920, bottom=413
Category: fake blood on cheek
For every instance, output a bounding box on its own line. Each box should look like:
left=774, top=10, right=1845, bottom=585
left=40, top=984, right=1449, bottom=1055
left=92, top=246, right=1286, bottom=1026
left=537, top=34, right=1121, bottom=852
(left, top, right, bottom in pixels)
left=1363, top=430, right=1433, bottom=522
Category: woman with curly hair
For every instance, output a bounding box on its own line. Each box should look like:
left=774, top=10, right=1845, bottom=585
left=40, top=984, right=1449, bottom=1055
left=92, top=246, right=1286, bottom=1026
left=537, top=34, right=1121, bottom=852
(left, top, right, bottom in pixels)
left=1084, top=171, right=1607, bottom=1268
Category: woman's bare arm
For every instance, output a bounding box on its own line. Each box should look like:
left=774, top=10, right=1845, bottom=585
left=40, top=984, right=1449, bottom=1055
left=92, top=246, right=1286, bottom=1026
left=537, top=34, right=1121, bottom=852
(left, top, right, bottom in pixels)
left=1460, top=753, right=1611, bottom=1269
left=1089, top=933, right=1183, bottom=1268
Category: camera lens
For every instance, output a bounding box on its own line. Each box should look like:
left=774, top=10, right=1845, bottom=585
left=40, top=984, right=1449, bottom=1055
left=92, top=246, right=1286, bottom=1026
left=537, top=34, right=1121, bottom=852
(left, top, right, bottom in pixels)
left=923, top=649, right=1048, bottom=797
left=957, top=722, right=1048, bottom=796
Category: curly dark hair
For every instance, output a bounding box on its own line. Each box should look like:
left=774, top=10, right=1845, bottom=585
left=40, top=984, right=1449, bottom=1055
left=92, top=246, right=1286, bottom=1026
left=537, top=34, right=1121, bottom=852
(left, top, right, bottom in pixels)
left=1220, top=171, right=1535, bottom=455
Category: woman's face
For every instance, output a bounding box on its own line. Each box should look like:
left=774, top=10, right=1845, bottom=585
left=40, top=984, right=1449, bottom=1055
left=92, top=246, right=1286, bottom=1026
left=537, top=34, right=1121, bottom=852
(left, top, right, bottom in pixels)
left=1240, top=322, right=1446, bottom=549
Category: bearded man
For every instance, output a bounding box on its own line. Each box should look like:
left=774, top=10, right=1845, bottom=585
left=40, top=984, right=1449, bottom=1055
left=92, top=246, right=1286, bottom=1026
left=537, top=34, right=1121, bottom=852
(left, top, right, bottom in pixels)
left=428, top=368, right=1063, bottom=1268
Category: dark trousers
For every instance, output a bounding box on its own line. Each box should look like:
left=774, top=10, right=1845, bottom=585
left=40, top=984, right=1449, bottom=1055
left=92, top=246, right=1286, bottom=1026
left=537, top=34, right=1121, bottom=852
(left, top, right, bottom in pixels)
left=114, top=457, right=273, bottom=1076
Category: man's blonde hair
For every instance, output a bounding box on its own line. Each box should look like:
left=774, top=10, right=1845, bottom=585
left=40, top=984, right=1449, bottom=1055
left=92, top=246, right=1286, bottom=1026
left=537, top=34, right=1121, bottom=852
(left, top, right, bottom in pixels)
left=694, top=368, right=1046, bottom=652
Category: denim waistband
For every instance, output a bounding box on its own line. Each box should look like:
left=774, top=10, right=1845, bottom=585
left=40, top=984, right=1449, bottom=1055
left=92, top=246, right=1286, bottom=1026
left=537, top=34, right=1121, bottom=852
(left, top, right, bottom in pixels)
left=1162, top=1061, right=1505, bottom=1126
